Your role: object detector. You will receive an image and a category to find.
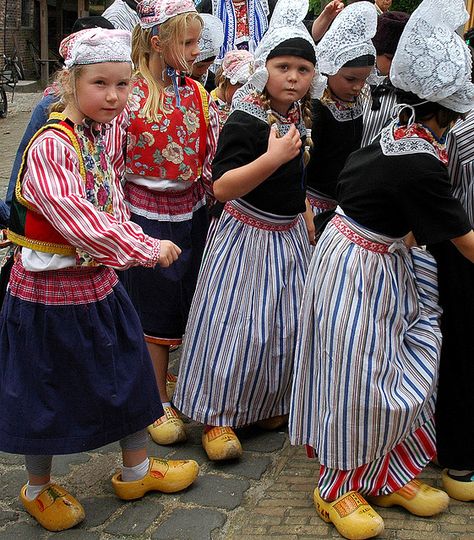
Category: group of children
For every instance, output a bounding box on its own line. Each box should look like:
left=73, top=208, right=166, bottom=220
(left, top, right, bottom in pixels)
left=0, top=0, right=473, bottom=538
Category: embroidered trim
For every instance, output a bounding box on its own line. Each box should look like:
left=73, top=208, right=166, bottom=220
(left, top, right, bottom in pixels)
left=379, top=121, right=441, bottom=160
left=225, top=202, right=299, bottom=231
left=320, top=90, right=365, bottom=122
left=143, top=239, right=161, bottom=268
left=332, top=215, right=389, bottom=254
left=307, top=193, right=337, bottom=210
left=6, top=230, right=77, bottom=256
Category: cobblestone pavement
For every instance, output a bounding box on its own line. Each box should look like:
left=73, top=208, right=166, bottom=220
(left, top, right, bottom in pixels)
left=0, top=97, right=473, bottom=540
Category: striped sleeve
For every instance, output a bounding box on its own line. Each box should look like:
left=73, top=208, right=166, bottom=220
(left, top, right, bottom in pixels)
left=200, top=97, right=220, bottom=197
left=22, top=130, right=161, bottom=270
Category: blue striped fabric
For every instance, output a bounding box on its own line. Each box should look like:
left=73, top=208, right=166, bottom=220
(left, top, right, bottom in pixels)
left=174, top=199, right=311, bottom=427
left=289, top=214, right=442, bottom=471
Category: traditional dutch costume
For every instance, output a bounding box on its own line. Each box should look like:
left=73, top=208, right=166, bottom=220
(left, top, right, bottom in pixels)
left=306, top=2, right=377, bottom=215
left=289, top=0, right=474, bottom=537
left=174, top=0, right=324, bottom=461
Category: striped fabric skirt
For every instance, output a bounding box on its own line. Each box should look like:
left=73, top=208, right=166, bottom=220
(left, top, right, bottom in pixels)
left=289, top=212, right=441, bottom=481
left=173, top=199, right=311, bottom=427
left=307, top=187, right=337, bottom=216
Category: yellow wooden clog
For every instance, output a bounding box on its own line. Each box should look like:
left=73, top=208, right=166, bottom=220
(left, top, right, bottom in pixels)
left=202, top=426, right=242, bottom=461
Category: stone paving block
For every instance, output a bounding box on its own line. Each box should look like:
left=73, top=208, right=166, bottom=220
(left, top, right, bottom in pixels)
left=1, top=469, right=27, bottom=499
left=0, top=452, right=23, bottom=465
left=0, top=520, right=47, bottom=539
left=166, top=444, right=208, bottom=465
left=47, top=530, right=101, bottom=540
left=104, top=498, right=163, bottom=535
left=238, top=429, right=286, bottom=453
left=93, top=442, right=121, bottom=454
left=53, top=453, right=91, bottom=476
left=209, top=454, right=271, bottom=480
left=80, top=496, right=123, bottom=528
left=179, top=474, right=250, bottom=510
left=0, top=509, right=19, bottom=526
left=180, top=423, right=204, bottom=446
left=151, top=507, right=226, bottom=540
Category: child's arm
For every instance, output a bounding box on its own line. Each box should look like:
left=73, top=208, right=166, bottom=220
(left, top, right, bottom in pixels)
left=311, top=1, right=344, bottom=42
left=213, top=124, right=302, bottom=202
left=23, top=131, right=180, bottom=270
left=303, top=198, right=317, bottom=246
left=451, top=231, right=474, bottom=263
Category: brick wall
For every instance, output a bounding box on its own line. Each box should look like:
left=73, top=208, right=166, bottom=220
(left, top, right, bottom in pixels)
left=0, top=0, right=37, bottom=79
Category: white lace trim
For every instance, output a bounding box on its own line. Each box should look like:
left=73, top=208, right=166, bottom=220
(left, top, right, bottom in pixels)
left=379, top=122, right=440, bottom=161
left=196, top=14, right=224, bottom=63
left=324, top=95, right=364, bottom=122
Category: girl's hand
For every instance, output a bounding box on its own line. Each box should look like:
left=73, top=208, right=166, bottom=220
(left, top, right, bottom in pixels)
left=267, top=124, right=302, bottom=166
left=321, top=0, right=344, bottom=19
left=159, top=240, right=182, bottom=268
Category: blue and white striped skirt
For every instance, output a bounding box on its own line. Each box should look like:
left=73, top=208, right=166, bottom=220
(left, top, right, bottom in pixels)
left=174, top=199, right=311, bottom=427
left=289, top=213, right=442, bottom=470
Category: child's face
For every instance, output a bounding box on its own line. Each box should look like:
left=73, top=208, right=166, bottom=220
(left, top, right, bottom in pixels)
left=163, top=19, right=202, bottom=73
left=265, top=55, right=315, bottom=114
left=73, top=62, right=131, bottom=123
left=376, top=53, right=393, bottom=77
left=327, top=65, right=373, bottom=102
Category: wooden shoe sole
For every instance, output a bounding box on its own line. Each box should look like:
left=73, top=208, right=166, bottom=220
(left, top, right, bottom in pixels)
left=369, top=480, right=449, bottom=516
left=313, top=488, right=384, bottom=540
left=112, top=457, right=199, bottom=500
left=20, top=484, right=85, bottom=532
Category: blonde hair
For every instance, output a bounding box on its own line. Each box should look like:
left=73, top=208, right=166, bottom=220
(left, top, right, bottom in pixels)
left=49, top=66, right=85, bottom=114
left=260, top=88, right=313, bottom=167
left=132, top=12, right=203, bottom=122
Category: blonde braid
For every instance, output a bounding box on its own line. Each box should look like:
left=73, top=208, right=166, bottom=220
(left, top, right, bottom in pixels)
left=300, top=92, right=313, bottom=167
left=260, top=89, right=280, bottom=136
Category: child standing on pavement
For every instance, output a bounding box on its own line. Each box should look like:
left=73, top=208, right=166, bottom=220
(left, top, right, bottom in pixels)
left=123, top=0, right=219, bottom=446
left=173, top=0, right=323, bottom=462
left=0, top=28, right=198, bottom=532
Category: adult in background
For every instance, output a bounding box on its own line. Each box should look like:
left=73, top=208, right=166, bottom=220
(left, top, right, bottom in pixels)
left=375, top=0, right=391, bottom=14
left=102, top=0, right=140, bottom=32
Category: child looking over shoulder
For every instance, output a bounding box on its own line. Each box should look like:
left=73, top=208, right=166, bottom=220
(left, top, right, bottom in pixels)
left=123, top=0, right=220, bottom=447
left=0, top=28, right=198, bottom=532
left=173, top=0, right=322, bottom=462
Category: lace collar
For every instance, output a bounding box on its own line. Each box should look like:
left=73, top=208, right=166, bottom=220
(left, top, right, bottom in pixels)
left=380, top=121, right=448, bottom=163
left=319, top=88, right=365, bottom=122
left=232, top=92, right=306, bottom=137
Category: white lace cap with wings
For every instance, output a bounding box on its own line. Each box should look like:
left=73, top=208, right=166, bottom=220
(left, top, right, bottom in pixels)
left=196, top=14, right=225, bottom=63
left=245, top=0, right=326, bottom=99
left=390, top=0, right=474, bottom=113
left=316, top=1, right=377, bottom=76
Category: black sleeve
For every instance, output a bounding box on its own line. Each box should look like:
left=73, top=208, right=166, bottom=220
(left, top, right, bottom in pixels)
left=403, top=156, right=471, bottom=245
left=196, top=0, right=212, bottom=14
left=212, top=112, right=267, bottom=182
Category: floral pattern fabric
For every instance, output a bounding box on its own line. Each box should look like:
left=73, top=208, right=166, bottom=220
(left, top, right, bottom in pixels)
left=393, top=122, right=448, bottom=164
left=126, top=78, right=206, bottom=183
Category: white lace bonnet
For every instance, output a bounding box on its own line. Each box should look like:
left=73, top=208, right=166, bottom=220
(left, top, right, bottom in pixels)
left=316, top=1, right=377, bottom=76
left=196, top=14, right=225, bottom=63
left=222, top=50, right=254, bottom=85
left=390, top=0, right=474, bottom=113
left=246, top=0, right=326, bottom=99
left=59, top=28, right=132, bottom=68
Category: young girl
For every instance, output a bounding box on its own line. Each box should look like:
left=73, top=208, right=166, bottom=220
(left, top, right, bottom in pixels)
left=0, top=28, right=198, bottom=532
left=123, top=0, right=219, bottom=446
left=289, top=1, right=474, bottom=538
left=306, top=1, right=377, bottom=215
left=211, top=48, right=254, bottom=128
left=173, top=0, right=322, bottom=461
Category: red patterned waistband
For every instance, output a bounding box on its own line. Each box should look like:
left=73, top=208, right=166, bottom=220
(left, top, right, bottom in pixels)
left=224, top=201, right=299, bottom=232
left=307, top=193, right=337, bottom=211
left=331, top=215, right=390, bottom=254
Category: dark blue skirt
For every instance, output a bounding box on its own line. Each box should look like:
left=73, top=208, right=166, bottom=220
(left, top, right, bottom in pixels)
left=123, top=205, right=208, bottom=342
left=0, top=277, right=162, bottom=455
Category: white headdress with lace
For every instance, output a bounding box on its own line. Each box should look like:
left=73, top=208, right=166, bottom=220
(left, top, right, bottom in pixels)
left=390, top=0, right=474, bottom=113
left=241, top=0, right=326, bottom=99
left=195, top=14, right=225, bottom=63
left=316, top=1, right=377, bottom=76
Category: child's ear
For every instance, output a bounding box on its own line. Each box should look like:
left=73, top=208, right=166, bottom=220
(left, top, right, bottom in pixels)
left=150, top=35, right=162, bottom=53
